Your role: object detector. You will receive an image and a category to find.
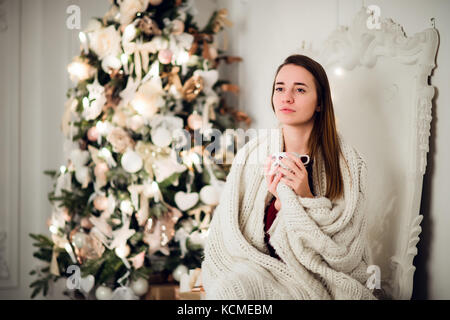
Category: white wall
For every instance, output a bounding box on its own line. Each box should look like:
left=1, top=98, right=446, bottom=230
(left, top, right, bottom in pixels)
left=0, top=0, right=110, bottom=300
left=0, top=0, right=448, bottom=299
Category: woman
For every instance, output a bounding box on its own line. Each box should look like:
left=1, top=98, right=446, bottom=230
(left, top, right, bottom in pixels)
left=201, top=54, right=378, bottom=300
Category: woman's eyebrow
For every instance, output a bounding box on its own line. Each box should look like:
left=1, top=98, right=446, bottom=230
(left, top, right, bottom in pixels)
left=275, top=81, right=309, bottom=87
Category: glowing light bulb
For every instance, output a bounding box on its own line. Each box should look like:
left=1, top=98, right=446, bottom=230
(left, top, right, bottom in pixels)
left=49, top=225, right=58, bottom=234
left=67, top=61, right=91, bottom=82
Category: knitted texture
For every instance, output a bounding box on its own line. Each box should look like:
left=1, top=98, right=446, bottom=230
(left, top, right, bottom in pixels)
left=201, top=127, right=377, bottom=300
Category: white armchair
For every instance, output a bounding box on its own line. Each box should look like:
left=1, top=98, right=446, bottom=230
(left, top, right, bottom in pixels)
left=300, top=7, right=439, bottom=299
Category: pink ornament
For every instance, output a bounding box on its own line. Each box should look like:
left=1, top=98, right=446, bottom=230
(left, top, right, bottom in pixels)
left=158, top=49, right=173, bottom=65
left=94, top=162, right=109, bottom=177
left=94, top=195, right=108, bottom=211
left=87, top=127, right=99, bottom=142
left=187, top=113, right=203, bottom=130
left=129, top=251, right=146, bottom=269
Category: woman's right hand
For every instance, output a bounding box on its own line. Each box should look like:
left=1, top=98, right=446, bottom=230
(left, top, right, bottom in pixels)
left=264, top=155, right=283, bottom=201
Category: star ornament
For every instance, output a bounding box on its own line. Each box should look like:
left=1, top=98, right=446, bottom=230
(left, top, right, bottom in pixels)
left=119, top=75, right=140, bottom=108
left=87, top=76, right=105, bottom=100
left=109, top=221, right=136, bottom=250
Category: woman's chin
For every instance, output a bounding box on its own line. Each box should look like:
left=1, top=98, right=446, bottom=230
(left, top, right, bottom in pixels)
left=277, top=118, right=306, bottom=126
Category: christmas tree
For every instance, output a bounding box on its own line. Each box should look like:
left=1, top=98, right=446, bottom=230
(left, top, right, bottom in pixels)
left=29, top=0, right=249, bottom=299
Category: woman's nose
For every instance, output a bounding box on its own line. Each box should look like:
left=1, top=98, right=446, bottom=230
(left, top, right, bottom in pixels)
left=282, top=92, right=294, bottom=103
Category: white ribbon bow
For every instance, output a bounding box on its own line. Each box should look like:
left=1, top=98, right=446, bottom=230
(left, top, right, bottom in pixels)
left=123, top=39, right=157, bottom=80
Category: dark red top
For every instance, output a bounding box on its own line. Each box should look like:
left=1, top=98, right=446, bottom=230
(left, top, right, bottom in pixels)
left=264, top=159, right=315, bottom=261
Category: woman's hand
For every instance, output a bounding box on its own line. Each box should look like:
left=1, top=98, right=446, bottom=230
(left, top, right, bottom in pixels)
left=264, top=155, right=283, bottom=201
left=274, top=198, right=281, bottom=211
left=276, top=153, right=314, bottom=198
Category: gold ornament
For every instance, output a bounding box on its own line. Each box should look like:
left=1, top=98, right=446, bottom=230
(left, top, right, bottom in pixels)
left=221, top=83, right=240, bottom=95
left=233, top=111, right=251, bottom=126
left=188, top=28, right=213, bottom=61
left=143, top=205, right=182, bottom=256
left=219, top=102, right=251, bottom=126
left=187, top=205, right=213, bottom=230
left=213, top=55, right=243, bottom=69
left=160, top=66, right=183, bottom=92
left=211, top=9, right=233, bottom=33
left=104, top=82, right=122, bottom=111
left=182, top=75, right=204, bottom=102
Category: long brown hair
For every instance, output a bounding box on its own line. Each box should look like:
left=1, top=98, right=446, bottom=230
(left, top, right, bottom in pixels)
left=271, top=54, right=346, bottom=201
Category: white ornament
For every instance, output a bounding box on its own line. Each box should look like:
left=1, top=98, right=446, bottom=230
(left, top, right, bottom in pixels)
left=172, top=264, right=189, bottom=282
left=127, top=114, right=145, bottom=132
left=69, top=149, right=90, bottom=167
left=115, top=245, right=131, bottom=258
left=151, top=126, right=172, bottom=147
left=119, top=75, right=140, bottom=108
left=174, top=228, right=189, bottom=258
left=121, top=149, right=143, bottom=173
left=153, top=155, right=187, bottom=183
left=193, top=69, right=219, bottom=95
left=120, top=200, right=134, bottom=215
left=101, top=55, right=122, bottom=73
left=199, top=185, right=219, bottom=206
left=122, top=24, right=137, bottom=43
left=72, top=232, right=86, bottom=248
left=83, top=77, right=106, bottom=120
left=88, top=26, right=121, bottom=60
left=80, top=275, right=95, bottom=294
left=111, top=286, right=139, bottom=300
left=75, top=166, right=91, bottom=186
left=188, top=230, right=206, bottom=247
left=174, top=191, right=199, bottom=211
left=95, top=285, right=113, bottom=300
left=130, top=278, right=149, bottom=296
left=109, top=221, right=136, bottom=251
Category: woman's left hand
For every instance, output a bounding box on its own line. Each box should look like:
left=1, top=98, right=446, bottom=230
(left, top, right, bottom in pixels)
left=276, top=153, right=314, bottom=198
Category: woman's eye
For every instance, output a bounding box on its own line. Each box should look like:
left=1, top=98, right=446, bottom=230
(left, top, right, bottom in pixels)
left=296, top=88, right=305, bottom=93
left=275, top=87, right=283, bottom=92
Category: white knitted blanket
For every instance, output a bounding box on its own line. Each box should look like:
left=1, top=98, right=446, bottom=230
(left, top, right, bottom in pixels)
left=201, top=127, right=377, bottom=300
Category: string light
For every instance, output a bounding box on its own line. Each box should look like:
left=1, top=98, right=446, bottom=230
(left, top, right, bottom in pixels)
left=78, top=32, right=88, bottom=54
left=49, top=225, right=58, bottom=234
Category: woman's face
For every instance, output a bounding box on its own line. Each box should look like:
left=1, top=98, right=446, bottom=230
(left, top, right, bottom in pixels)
left=272, top=64, right=320, bottom=126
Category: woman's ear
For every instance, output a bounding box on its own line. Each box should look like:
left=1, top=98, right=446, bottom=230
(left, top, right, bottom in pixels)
left=316, top=105, right=321, bottom=112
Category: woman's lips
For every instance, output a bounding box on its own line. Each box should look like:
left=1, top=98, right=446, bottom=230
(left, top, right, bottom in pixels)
left=280, top=108, right=295, bottom=113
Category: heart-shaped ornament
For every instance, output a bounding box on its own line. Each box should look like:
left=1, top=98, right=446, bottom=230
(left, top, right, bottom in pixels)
left=80, top=275, right=95, bottom=294
left=174, top=191, right=199, bottom=211
left=199, top=185, right=220, bottom=206
left=194, top=70, right=219, bottom=91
